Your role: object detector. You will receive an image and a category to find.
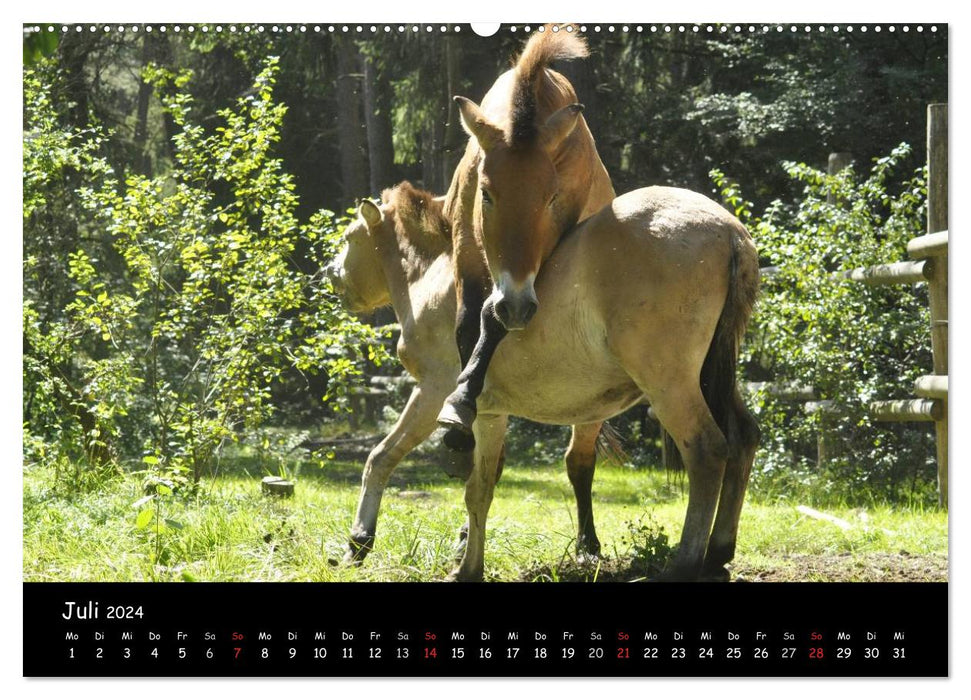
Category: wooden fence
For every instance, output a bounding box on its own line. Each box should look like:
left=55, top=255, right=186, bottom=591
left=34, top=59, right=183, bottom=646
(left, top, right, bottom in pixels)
left=758, top=104, right=949, bottom=506
left=851, top=103, right=948, bottom=506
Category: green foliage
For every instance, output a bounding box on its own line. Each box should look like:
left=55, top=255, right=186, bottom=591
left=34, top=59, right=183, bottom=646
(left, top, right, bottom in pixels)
left=713, top=145, right=936, bottom=504
left=23, top=57, right=388, bottom=489
left=23, top=66, right=130, bottom=483
left=23, top=28, right=59, bottom=65
left=131, top=454, right=186, bottom=573
left=620, top=515, right=674, bottom=574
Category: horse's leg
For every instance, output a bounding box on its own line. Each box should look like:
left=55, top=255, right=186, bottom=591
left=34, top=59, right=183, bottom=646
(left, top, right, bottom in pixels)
left=447, top=415, right=507, bottom=581
left=566, top=422, right=602, bottom=560
left=645, top=388, right=728, bottom=581
left=455, top=278, right=486, bottom=371
left=454, top=441, right=506, bottom=562
left=438, top=298, right=508, bottom=451
left=438, top=238, right=488, bottom=457
left=345, top=385, right=447, bottom=563
left=703, top=393, right=761, bottom=580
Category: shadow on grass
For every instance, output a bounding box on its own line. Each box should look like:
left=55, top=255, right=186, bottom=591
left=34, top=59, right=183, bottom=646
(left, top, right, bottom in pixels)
left=204, top=454, right=683, bottom=507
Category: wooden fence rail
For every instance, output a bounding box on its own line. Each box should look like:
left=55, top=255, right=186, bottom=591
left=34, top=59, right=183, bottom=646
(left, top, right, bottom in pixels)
left=843, top=103, right=948, bottom=507
left=754, top=104, right=948, bottom=507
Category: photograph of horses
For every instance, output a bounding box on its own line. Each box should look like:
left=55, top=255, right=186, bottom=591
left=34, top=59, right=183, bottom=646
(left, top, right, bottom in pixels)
left=23, top=23, right=947, bottom=585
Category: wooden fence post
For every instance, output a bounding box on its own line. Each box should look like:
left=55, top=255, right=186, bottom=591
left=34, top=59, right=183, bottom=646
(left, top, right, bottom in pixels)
left=926, top=103, right=948, bottom=507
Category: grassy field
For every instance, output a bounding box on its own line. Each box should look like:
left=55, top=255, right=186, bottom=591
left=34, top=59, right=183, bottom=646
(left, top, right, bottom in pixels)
left=23, top=454, right=948, bottom=583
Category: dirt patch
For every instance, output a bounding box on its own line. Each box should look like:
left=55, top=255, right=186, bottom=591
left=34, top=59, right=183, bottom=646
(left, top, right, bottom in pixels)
left=519, top=552, right=948, bottom=583
left=732, top=552, right=948, bottom=583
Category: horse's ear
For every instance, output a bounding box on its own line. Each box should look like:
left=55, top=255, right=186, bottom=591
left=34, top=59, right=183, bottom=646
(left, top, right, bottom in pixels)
left=358, top=199, right=382, bottom=231
left=455, top=96, right=504, bottom=152
left=540, top=103, right=584, bottom=154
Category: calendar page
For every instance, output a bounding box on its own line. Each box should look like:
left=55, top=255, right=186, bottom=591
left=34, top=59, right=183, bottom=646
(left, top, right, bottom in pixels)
left=21, top=20, right=948, bottom=678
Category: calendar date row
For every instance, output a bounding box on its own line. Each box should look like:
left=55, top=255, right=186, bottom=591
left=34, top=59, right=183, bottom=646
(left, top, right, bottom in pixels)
left=67, top=643, right=909, bottom=663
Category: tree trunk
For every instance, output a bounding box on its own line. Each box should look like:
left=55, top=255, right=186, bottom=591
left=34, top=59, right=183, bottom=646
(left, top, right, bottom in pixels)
left=420, top=42, right=448, bottom=194
left=58, top=33, right=91, bottom=129
left=442, top=30, right=464, bottom=187
left=335, top=38, right=369, bottom=206
left=362, top=55, right=395, bottom=195
left=140, top=33, right=179, bottom=163
left=134, top=35, right=155, bottom=176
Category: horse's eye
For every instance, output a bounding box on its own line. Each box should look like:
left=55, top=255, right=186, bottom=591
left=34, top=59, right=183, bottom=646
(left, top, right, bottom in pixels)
left=481, top=188, right=493, bottom=205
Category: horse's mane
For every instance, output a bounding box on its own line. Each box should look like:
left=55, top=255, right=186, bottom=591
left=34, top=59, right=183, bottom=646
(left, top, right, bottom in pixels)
left=382, top=182, right=451, bottom=267
left=510, top=26, right=587, bottom=145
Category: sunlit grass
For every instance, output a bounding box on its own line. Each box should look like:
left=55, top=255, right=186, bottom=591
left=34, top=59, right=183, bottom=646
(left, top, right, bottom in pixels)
left=23, top=456, right=948, bottom=583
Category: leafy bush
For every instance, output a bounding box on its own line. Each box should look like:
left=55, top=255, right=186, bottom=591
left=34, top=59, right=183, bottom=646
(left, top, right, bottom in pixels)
left=23, top=57, right=388, bottom=489
left=620, top=515, right=674, bottom=575
left=714, top=144, right=937, bottom=504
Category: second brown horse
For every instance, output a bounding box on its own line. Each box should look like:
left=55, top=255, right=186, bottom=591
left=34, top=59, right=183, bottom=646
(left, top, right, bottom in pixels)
left=438, top=27, right=614, bottom=452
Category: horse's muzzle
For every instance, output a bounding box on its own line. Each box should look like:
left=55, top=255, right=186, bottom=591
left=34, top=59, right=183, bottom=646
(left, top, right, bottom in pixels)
left=494, top=290, right=538, bottom=331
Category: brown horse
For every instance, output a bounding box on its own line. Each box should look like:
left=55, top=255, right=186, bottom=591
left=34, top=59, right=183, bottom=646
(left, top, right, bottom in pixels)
left=439, top=27, right=615, bottom=451
left=328, top=183, right=607, bottom=564
left=334, top=182, right=760, bottom=582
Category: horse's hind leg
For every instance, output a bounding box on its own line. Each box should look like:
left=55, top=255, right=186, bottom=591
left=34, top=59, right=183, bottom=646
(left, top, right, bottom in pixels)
left=646, top=388, right=728, bottom=581
left=703, top=394, right=760, bottom=580
left=566, top=422, right=602, bottom=560
left=447, top=415, right=507, bottom=581
left=345, top=385, right=446, bottom=563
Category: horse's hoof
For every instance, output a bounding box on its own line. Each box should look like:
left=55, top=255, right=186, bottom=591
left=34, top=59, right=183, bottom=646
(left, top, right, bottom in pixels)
left=700, top=563, right=732, bottom=582
left=342, top=535, right=374, bottom=565
left=438, top=400, right=476, bottom=434
left=576, top=551, right=600, bottom=567
left=445, top=566, right=483, bottom=582
left=576, top=549, right=601, bottom=566
left=339, top=550, right=364, bottom=567
left=655, top=562, right=702, bottom=582
left=441, top=444, right=475, bottom=479
left=577, top=536, right=602, bottom=561
left=443, top=427, right=476, bottom=453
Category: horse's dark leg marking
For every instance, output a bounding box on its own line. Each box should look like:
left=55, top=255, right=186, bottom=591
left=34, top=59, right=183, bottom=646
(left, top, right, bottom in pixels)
left=455, top=282, right=485, bottom=369
left=639, top=388, right=728, bottom=582
left=703, top=395, right=760, bottom=579
left=435, top=281, right=485, bottom=471
left=438, top=298, right=508, bottom=452
left=566, top=423, right=601, bottom=560
left=662, top=425, right=728, bottom=581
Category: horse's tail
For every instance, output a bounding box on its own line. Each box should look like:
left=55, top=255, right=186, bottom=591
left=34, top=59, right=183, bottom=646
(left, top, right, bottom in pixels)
left=664, top=227, right=761, bottom=470
left=595, top=421, right=628, bottom=466
left=514, top=26, right=588, bottom=85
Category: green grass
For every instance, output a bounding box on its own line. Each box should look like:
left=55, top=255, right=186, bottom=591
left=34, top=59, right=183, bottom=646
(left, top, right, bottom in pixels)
left=23, top=456, right=948, bottom=583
